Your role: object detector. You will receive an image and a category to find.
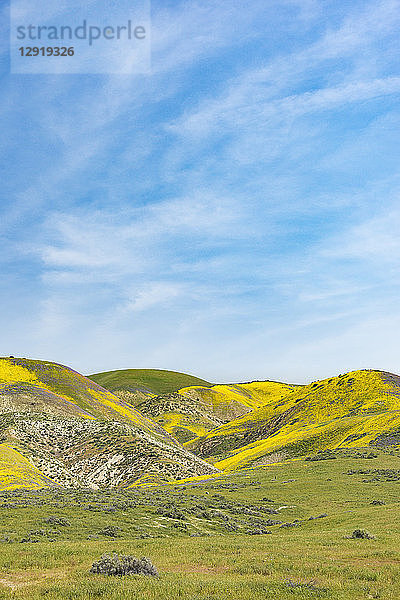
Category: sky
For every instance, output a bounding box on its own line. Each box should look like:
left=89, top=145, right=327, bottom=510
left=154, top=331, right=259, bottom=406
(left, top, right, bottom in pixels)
left=1, top=0, right=400, bottom=383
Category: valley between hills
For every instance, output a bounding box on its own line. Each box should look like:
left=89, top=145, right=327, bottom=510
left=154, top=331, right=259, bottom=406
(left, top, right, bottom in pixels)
left=1, top=357, right=400, bottom=599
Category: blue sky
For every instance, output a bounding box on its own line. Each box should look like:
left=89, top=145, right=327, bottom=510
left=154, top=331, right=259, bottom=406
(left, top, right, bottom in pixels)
left=1, top=0, right=400, bottom=383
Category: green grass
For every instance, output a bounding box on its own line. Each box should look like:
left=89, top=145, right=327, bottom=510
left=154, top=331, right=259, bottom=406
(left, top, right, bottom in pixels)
left=88, top=369, right=214, bottom=395
left=1, top=450, right=400, bottom=598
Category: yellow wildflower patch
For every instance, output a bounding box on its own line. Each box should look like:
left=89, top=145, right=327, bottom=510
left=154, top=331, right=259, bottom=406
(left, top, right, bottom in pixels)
left=0, top=359, right=38, bottom=387
left=0, top=444, right=55, bottom=490
left=195, top=370, right=400, bottom=471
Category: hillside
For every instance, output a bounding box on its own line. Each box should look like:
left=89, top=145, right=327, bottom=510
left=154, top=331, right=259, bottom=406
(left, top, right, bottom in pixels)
left=0, top=358, right=218, bottom=489
left=4, top=360, right=400, bottom=490
left=186, top=370, right=400, bottom=471
left=178, top=381, right=299, bottom=421
left=92, top=368, right=298, bottom=444
left=135, top=381, right=299, bottom=443
left=88, top=368, right=213, bottom=404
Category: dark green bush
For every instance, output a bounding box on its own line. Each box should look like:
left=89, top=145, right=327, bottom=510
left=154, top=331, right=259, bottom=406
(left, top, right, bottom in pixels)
left=156, top=506, right=185, bottom=520
left=351, top=529, right=374, bottom=539
left=44, top=515, right=70, bottom=526
left=305, top=450, right=337, bottom=461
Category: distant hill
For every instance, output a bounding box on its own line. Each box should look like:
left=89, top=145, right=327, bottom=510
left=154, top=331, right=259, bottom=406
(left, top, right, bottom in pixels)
left=186, top=369, right=400, bottom=471
left=92, top=368, right=298, bottom=443
left=0, top=358, right=218, bottom=489
left=89, top=368, right=213, bottom=404
left=4, top=359, right=400, bottom=490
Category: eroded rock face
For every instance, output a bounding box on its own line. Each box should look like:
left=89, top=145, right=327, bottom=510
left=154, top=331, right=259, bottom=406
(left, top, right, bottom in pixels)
left=1, top=412, right=219, bottom=489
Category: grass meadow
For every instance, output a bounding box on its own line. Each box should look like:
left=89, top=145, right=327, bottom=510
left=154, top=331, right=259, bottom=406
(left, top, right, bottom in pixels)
left=0, top=450, right=400, bottom=599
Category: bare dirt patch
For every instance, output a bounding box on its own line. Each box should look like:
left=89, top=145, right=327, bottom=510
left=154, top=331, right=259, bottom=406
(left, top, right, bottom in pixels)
left=0, top=568, right=67, bottom=589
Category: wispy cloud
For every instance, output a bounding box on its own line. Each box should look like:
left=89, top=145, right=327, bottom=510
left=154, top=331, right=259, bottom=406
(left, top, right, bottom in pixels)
left=124, top=282, right=183, bottom=312
left=323, top=207, right=400, bottom=265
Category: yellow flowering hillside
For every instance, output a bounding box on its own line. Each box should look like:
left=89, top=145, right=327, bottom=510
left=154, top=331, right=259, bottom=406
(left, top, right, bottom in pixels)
left=187, top=370, right=400, bottom=471
left=3, top=358, right=400, bottom=490
left=0, top=444, right=55, bottom=490
left=126, top=380, right=298, bottom=443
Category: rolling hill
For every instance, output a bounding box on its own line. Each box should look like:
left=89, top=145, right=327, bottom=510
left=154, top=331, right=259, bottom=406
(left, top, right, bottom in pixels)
left=0, top=358, right=218, bottom=489
left=91, top=368, right=298, bottom=443
left=186, top=369, right=400, bottom=471
left=135, top=381, right=299, bottom=443
left=3, top=359, right=400, bottom=491
left=89, top=368, right=213, bottom=404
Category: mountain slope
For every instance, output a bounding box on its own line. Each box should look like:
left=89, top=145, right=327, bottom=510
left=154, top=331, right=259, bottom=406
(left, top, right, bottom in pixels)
left=0, top=358, right=218, bottom=489
left=186, top=370, right=400, bottom=471
left=0, top=443, right=55, bottom=490
left=0, top=358, right=167, bottom=433
left=178, top=380, right=299, bottom=421
left=6, top=359, right=400, bottom=487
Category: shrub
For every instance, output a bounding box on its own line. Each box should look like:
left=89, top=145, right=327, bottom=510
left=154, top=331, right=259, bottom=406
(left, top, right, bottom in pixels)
left=305, top=450, right=337, bottom=461
left=44, top=516, right=71, bottom=526
left=97, top=525, right=120, bottom=537
left=351, top=529, right=374, bottom=539
left=156, top=506, right=185, bottom=520
left=245, top=528, right=272, bottom=535
left=172, top=521, right=188, bottom=530
left=0, top=535, right=14, bottom=543
left=90, top=553, right=158, bottom=577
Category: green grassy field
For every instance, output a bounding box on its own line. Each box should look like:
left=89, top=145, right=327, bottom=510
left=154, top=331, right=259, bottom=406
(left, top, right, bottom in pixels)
left=1, top=449, right=400, bottom=599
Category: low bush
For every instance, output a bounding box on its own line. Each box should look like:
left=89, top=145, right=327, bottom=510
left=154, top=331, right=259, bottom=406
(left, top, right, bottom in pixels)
left=44, top=515, right=70, bottom=526
left=90, top=553, right=158, bottom=577
left=97, top=525, right=120, bottom=537
left=350, top=529, right=374, bottom=539
left=156, top=506, right=185, bottom=520
left=305, top=450, right=337, bottom=461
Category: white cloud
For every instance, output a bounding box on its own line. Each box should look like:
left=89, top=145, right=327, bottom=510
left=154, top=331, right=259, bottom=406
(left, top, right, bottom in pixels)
left=323, top=208, right=400, bottom=264
left=124, top=282, right=182, bottom=312
left=298, top=283, right=373, bottom=303
left=169, top=73, right=400, bottom=143
left=33, top=190, right=248, bottom=275
left=163, top=0, right=400, bottom=174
